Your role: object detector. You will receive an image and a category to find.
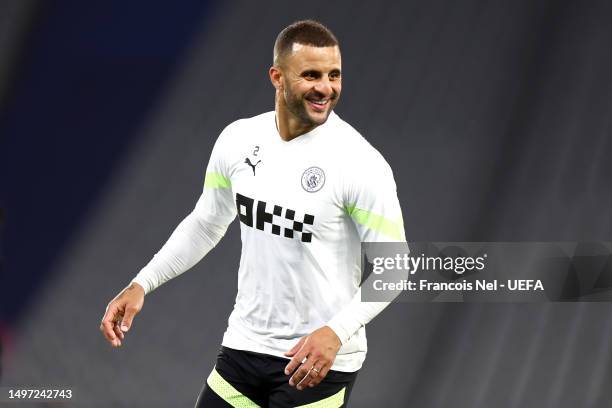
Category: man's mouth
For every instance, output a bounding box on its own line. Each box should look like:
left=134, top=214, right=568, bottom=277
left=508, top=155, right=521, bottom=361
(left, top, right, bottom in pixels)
left=306, top=98, right=329, bottom=112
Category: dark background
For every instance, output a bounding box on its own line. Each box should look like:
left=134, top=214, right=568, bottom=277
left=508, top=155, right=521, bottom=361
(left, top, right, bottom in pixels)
left=1, top=0, right=611, bottom=406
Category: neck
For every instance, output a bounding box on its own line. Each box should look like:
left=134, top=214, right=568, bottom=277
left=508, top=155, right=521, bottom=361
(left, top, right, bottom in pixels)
left=275, top=94, right=317, bottom=141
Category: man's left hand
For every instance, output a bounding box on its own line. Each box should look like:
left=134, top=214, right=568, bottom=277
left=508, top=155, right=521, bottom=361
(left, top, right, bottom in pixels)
left=283, top=326, right=342, bottom=390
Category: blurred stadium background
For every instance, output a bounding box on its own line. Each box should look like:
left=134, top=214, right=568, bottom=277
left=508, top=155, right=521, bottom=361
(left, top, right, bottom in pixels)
left=1, top=0, right=612, bottom=406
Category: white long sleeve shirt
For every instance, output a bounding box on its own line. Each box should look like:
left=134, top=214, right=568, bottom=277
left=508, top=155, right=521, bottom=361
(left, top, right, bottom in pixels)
left=132, top=111, right=406, bottom=372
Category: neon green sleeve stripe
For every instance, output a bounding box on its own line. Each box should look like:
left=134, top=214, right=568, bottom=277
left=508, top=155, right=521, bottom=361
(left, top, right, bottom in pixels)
left=206, top=367, right=260, bottom=407
left=296, top=387, right=346, bottom=408
left=204, top=172, right=232, bottom=189
left=345, top=205, right=404, bottom=240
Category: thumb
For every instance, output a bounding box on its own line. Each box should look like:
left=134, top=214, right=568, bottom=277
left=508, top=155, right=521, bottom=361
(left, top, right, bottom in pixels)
left=284, top=336, right=306, bottom=357
left=120, top=305, right=138, bottom=332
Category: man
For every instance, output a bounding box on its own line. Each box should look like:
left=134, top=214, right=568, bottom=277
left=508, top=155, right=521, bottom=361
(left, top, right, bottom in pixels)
left=100, top=20, right=405, bottom=407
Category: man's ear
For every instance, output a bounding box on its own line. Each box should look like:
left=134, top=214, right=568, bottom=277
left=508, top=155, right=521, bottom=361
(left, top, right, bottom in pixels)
left=269, top=66, right=283, bottom=90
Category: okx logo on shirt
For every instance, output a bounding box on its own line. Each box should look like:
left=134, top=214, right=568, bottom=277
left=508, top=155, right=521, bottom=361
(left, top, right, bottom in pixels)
left=235, top=193, right=315, bottom=243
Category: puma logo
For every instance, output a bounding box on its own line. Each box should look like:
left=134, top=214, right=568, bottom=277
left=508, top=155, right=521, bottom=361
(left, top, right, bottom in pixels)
left=245, top=157, right=262, bottom=175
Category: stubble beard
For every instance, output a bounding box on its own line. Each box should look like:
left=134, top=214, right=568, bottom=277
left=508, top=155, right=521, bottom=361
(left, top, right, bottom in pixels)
left=283, top=86, right=338, bottom=128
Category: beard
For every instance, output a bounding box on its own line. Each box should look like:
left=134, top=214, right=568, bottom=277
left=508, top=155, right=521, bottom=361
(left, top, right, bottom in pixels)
left=283, top=85, right=339, bottom=127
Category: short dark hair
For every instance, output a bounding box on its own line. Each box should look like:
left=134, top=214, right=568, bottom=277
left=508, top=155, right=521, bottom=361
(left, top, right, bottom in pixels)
left=273, top=20, right=339, bottom=66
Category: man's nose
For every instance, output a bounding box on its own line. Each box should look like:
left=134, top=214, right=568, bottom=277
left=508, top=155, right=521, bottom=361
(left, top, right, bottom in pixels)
left=313, top=77, right=333, bottom=96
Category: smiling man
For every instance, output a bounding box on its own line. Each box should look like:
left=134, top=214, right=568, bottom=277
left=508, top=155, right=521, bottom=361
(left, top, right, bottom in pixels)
left=100, top=20, right=406, bottom=407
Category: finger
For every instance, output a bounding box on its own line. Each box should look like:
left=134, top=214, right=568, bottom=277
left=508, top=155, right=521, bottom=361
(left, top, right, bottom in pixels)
left=296, top=367, right=316, bottom=390
left=284, top=336, right=306, bottom=357
left=120, top=305, right=139, bottom=332
left=110, top=319, right=123, bottom=347
left=99, top=320, right=115, bottom=343
left=289, top=364, right=308, bottom=388
left=308, top=364, right=330, bottom=388
left=100, top=305, right=120, bottom=343
left=289, top=354, right=316, bottom=388
left=293, top=358, right=318, bottom=390
left=113, top=321, right=125, bottom=340
left=100, top=320, right=121, bottom=347
left=285, top=347, right=309, bottom=376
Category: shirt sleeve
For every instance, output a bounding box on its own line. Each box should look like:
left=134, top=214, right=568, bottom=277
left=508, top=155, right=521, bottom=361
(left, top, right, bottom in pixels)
left=326, top=148, right=407, bottom=344
left=341, top=152, right=405, bottom=243
left=131, top=125, right=237, bottom=294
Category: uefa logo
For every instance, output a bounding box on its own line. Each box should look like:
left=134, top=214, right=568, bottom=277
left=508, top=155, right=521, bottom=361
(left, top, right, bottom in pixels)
left=301, top=167, right=325, bottom=193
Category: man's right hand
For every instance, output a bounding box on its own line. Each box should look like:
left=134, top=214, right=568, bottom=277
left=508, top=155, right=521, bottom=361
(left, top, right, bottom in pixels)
left=99, top=282, right=145, bottom=347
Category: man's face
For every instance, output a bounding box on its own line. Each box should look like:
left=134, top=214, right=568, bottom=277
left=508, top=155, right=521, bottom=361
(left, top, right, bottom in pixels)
left=279, top=44, right=342, bottom=127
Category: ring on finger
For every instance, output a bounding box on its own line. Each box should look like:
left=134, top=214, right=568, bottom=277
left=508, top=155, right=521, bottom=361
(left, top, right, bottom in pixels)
left=305, top=366, right=321, bottom=381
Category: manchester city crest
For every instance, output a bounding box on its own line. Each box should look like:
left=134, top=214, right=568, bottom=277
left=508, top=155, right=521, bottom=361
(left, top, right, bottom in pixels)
left=301, top=167, right=325, bottom=193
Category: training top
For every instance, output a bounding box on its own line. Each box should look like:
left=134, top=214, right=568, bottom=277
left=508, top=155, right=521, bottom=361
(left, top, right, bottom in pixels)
left=132, top=110, right=406, bottom=372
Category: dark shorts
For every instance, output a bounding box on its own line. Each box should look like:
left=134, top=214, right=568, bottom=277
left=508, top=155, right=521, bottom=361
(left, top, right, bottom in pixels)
left=195, top=346, right=358, bottom=407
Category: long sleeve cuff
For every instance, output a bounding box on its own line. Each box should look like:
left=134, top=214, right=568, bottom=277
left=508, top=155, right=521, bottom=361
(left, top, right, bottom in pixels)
left=326, top=290, right=390, bottom=344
